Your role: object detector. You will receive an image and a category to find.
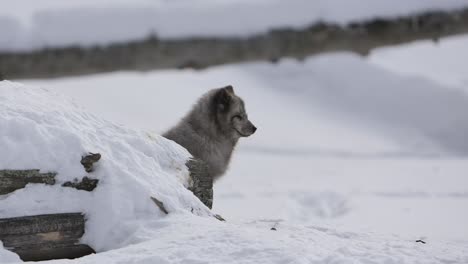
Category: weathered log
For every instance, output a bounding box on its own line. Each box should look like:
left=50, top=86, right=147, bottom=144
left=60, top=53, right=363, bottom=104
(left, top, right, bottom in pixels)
left=0, top=170, right=98, bottom=194
left=0, top=170, right=56, bottom=195
left=187, top=159, right=213, bottom=209
left=1, top=8, right=468, bottom=79
left=0, top=213, right=95, bottom=261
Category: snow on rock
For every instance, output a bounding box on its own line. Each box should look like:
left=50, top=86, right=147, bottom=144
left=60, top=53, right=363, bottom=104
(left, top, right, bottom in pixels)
left=2, top=0, right=468, bottom=51
left=0, top=81, right=211, bottom=253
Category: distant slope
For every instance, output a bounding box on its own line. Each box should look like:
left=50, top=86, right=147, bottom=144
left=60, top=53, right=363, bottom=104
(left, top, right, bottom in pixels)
left=2, top=1, right=468, bottom=79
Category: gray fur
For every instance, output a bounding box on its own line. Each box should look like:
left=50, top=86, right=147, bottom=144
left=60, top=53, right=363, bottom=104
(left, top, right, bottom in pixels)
left=163, top=85, right=256, bottom=181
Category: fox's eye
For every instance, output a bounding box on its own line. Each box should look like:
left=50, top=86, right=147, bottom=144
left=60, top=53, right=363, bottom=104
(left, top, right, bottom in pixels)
left=233, top=115, right=243, bottom=120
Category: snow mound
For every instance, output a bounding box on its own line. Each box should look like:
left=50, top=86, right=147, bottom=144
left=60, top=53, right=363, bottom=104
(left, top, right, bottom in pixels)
left=0, top=81, right=210, bottom=253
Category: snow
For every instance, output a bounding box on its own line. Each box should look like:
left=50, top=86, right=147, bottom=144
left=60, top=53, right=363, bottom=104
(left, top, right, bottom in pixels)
left=2, top=37, right=468, bottom=262
left=0, top=242, right=20, bottom=263
left=0, top=81, right=211, bottom=255
left=369, top=35, right=468, bottom=93
left=15, top=215, right=468, bottom=264
left=1, top=0, right=468, bottom=51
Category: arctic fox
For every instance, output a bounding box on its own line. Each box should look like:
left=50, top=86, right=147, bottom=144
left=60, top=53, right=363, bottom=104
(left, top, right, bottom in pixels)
left=163, top=85, right=256, bottom=181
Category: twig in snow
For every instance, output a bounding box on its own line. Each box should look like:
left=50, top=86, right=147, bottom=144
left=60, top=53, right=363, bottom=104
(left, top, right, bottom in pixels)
left=150, top=196, right=169, bottom=215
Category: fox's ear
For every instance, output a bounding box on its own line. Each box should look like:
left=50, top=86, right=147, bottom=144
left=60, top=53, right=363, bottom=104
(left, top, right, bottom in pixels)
left=215, top=87, right=232, bottom=112
left=224, top=85, right=234, bottom=94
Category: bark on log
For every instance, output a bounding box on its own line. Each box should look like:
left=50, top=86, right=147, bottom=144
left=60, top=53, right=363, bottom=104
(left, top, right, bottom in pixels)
left=187, top=159, right=213, bottom=209
left=0, top=170, right=56, bottom=195
left=0, top=213, right=95, bottom=261
left=1, top=8, right=468, bottom=79
left=0, top=170, right=98, bottom=194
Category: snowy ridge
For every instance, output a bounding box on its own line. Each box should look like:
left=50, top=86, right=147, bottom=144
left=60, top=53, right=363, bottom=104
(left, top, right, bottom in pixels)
left=0, top=81, right=210, bottom=254
left=1, top=0, right=468, bottom=51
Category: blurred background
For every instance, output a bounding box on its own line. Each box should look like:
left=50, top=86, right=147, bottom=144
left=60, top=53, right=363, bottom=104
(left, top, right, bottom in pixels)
left=1, top=0, right=468, bottom=243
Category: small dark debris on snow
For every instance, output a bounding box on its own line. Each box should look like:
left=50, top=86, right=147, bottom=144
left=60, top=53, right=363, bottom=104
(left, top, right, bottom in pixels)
left=214, top=214, right=225, bottom=222
left=62, top=176, right=99, bottom=191
left=270, top=222, right=279, bottom=231
left=81, top=153, right=101, bottom=172
left=151, top=196, right=169, bottom=214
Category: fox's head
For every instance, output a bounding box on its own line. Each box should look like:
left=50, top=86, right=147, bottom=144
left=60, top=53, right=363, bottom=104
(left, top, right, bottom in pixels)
left=212, top=85, right=257, bottom=139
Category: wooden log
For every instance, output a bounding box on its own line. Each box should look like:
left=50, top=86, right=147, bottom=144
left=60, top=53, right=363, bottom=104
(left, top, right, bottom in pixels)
left=187, top=159, right=213, bottom=209
left=0, top=170, right=56, bottom=195
left=1, top=8, right=468, bottom=79
left=0, top=170, right=98, bottom=194
left=0, top=213, right=95, bottom=261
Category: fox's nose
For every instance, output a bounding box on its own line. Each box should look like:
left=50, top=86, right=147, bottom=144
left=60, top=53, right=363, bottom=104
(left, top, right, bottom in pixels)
left=252, top=126, right=257, bottom=133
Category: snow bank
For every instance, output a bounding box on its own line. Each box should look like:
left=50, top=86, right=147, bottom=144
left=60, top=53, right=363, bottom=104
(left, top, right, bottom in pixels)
left=0, top=81, right=211, bottom=253
left=2, top=0, right=468, bottom=51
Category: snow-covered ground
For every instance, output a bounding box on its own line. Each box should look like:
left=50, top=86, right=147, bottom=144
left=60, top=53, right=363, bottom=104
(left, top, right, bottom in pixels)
left=0, top=35, right=464, bottom=263
left=2, top=0, right=468, bottom=51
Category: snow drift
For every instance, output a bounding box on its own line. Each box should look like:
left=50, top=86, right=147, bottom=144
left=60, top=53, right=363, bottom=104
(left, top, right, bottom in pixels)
left=0, top=81, right=211, bottom=255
